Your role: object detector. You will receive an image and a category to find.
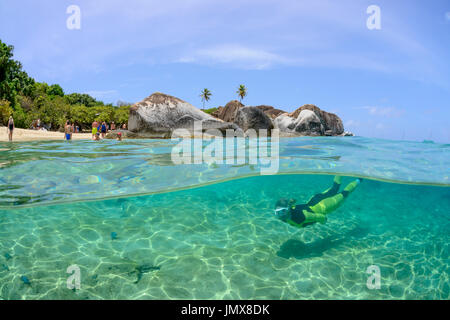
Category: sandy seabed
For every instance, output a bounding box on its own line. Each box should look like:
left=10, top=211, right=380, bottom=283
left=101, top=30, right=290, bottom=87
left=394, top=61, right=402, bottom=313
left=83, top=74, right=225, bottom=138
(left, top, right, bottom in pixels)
left=0, top=175, right=448, bottom=300
left=0, top=127, right=92, bottom=142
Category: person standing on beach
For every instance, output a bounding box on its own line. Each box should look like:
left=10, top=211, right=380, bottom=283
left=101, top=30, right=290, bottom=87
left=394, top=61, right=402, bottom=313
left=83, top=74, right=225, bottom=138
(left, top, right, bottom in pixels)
left=7, top=116, right=14, bottom=141
left=71, top=122, right=75, bottom=139
left=111, top=121, right=116, bottom=131
left=64, top=121, right=73, bottom=141
left=92, top=120, right=99, bottom=138
left=101, top=121, right=107, bottom=138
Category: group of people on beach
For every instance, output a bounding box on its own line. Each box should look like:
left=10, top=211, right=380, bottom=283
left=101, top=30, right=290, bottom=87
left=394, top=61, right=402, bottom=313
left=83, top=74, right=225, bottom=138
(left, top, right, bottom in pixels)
left=90, top=120, right=125, bottom=141
left=4, top=116, right=125, bottom=142
left=62, top=120, right=125, bottom=141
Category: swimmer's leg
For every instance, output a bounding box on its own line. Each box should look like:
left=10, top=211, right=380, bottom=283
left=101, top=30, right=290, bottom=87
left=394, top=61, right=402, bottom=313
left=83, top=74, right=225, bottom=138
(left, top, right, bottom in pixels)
left=306, top=176, right=342, bottom=207
left=308, top=178, right=360, bottom=215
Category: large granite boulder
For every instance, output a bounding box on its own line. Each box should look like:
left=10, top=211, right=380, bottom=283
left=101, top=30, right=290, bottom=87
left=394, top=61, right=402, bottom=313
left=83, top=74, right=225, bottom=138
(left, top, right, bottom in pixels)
left=128, top=92, right=237, bottom=137
left=234, top=107, right=274, bottom=134
left=294, top=109, right=324, bottom=135
left=254, top=105, right=286, bottom=119
left=211, top=102, right=286, bottom=122
left=210, top=107, right=223, bottom=119
left=274, top=110, right=323, bottom=135
left=289, top=104, right=344, bottom=136
left=273, top=114, right=296, bottom=132
left=210, top=100, right=244, bottom=122
left=274, top=104, right=344, bottom=136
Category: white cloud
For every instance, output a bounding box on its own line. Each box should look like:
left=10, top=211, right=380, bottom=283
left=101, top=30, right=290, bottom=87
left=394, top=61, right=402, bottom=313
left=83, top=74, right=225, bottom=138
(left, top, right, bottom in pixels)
left=175, top=44, right=391, bottom=72
left=176, top=44, right=295, bottom=70
left=3, top=0, right=448, bottom=85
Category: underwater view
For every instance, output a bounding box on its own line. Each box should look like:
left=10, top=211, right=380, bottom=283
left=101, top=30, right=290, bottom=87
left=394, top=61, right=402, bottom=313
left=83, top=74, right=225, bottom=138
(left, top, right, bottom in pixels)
left=0, top=137, right=448, bottom=300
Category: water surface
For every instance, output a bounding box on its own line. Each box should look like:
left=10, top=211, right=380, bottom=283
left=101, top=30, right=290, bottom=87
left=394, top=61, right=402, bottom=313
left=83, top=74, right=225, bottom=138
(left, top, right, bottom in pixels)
left=0, top=137, right=448, bottom=299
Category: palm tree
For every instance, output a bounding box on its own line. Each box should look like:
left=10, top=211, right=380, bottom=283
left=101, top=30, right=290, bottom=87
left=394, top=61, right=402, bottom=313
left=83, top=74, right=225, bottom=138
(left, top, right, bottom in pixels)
left=236, top=84, right=247, bottom=102
left=200, top=88, right=212, bottom=108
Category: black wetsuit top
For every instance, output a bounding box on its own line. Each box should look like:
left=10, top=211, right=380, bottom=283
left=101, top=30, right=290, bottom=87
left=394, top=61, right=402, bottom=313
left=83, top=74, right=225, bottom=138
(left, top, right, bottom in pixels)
left=8, top=122, right=13, bottom=130
left=289, top=205, right=316, bottom=227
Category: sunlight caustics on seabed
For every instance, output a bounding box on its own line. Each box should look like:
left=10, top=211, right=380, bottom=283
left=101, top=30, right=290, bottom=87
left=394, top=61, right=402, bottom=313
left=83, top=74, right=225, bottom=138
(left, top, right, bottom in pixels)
left=0, top=137, right=448, bottom=299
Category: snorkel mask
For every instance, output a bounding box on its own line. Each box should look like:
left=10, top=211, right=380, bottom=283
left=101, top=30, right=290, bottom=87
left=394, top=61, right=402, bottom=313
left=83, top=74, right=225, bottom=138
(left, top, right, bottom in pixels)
left=274, top=207, right=289, bottom=221
left=274, top=198, right=295, bottom=221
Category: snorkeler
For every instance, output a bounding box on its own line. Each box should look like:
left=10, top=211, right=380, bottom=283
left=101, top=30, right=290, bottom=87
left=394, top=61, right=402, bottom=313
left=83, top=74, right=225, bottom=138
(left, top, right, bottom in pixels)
left=274, top=176, right=360, bottom=228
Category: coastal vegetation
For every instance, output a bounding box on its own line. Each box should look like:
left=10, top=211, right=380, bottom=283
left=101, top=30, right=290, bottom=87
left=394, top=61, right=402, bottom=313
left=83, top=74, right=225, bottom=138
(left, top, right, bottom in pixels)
left=201, top=107, right=218, bottom=115
left=236, top=84, right=247, bottom=102
left=0, top=39, right=130, bottom=130
left=199, top=88, right=212, bottom=109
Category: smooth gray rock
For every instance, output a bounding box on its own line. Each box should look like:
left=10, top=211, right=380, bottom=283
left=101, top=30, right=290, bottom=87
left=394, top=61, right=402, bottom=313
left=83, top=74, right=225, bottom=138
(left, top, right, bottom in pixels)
left=211, top=100, right=244, bottom=123
left=234, top=106, right=274, bottom=134
left=128, top=92, right=236, bottom=137
left=274, top=104, right=345, bottom=136
left=294, top=109, right=324, bottom=135
left=253, top=105, right=286, bottom=119
left=289, top=104, right=344, bottom=136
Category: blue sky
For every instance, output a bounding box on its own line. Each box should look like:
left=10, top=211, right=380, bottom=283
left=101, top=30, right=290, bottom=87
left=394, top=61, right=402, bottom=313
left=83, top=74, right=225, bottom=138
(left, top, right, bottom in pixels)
left=1, top=0, right=449, bottom=142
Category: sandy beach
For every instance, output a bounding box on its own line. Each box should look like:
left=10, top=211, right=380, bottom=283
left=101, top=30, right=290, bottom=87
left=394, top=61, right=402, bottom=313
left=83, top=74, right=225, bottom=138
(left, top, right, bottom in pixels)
left=0, top=126, right=92, bottom=142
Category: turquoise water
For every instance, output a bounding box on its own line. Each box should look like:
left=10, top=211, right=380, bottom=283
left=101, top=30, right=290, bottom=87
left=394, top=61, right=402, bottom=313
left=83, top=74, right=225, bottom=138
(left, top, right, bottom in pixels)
left=0, top=137, right=448, bottom=299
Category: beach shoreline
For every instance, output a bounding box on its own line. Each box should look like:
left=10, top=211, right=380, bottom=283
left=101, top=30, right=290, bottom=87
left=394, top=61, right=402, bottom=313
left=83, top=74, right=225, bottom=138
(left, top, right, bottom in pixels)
left=0, top=126, right=92, bottom=142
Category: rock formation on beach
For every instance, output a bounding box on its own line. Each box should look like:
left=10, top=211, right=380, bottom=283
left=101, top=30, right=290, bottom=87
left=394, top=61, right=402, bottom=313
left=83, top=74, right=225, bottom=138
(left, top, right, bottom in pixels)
left=209, top=101, right=280, bottom=134
left=211, top=102, right=285, bottom=122
left=254, top=105, right=286, bottom=119
left=273, top=104, right=345, bottom=136
left=288, top=104, right=344, bottom=136
left=128, top=92, right=237, bottom=137
left=125, top=92, right=351, bottom=138
left=211, top=100, right=243, bottom=123
left=235, top=107, right=274, bottom=132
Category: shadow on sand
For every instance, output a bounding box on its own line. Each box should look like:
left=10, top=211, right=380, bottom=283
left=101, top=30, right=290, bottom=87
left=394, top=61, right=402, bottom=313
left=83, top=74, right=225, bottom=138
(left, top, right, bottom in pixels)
left=277, top=225, right=370, bottom=260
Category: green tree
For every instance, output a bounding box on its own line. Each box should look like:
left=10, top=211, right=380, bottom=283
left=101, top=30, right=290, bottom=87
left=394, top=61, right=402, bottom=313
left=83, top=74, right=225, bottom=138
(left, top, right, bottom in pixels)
left=12, top=104, right=31, bottom=128
left=113, top=105, right=130, bottom=125
left=0, top=99, right=13, bottom=125
left=47, top=84, right=64, bottom=97
left=236, top=84, right=247, bottom=102
left=0, top=40, right=35, bottom=106
left=199, top=88, right=212, bottom=108
left=0, top=39, right=128, bottom=131
left=71, top=105, right=90, bottom=128
left=65, top=93, right=100, bottom=107
left=93, top=105, right=115, bottom=123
